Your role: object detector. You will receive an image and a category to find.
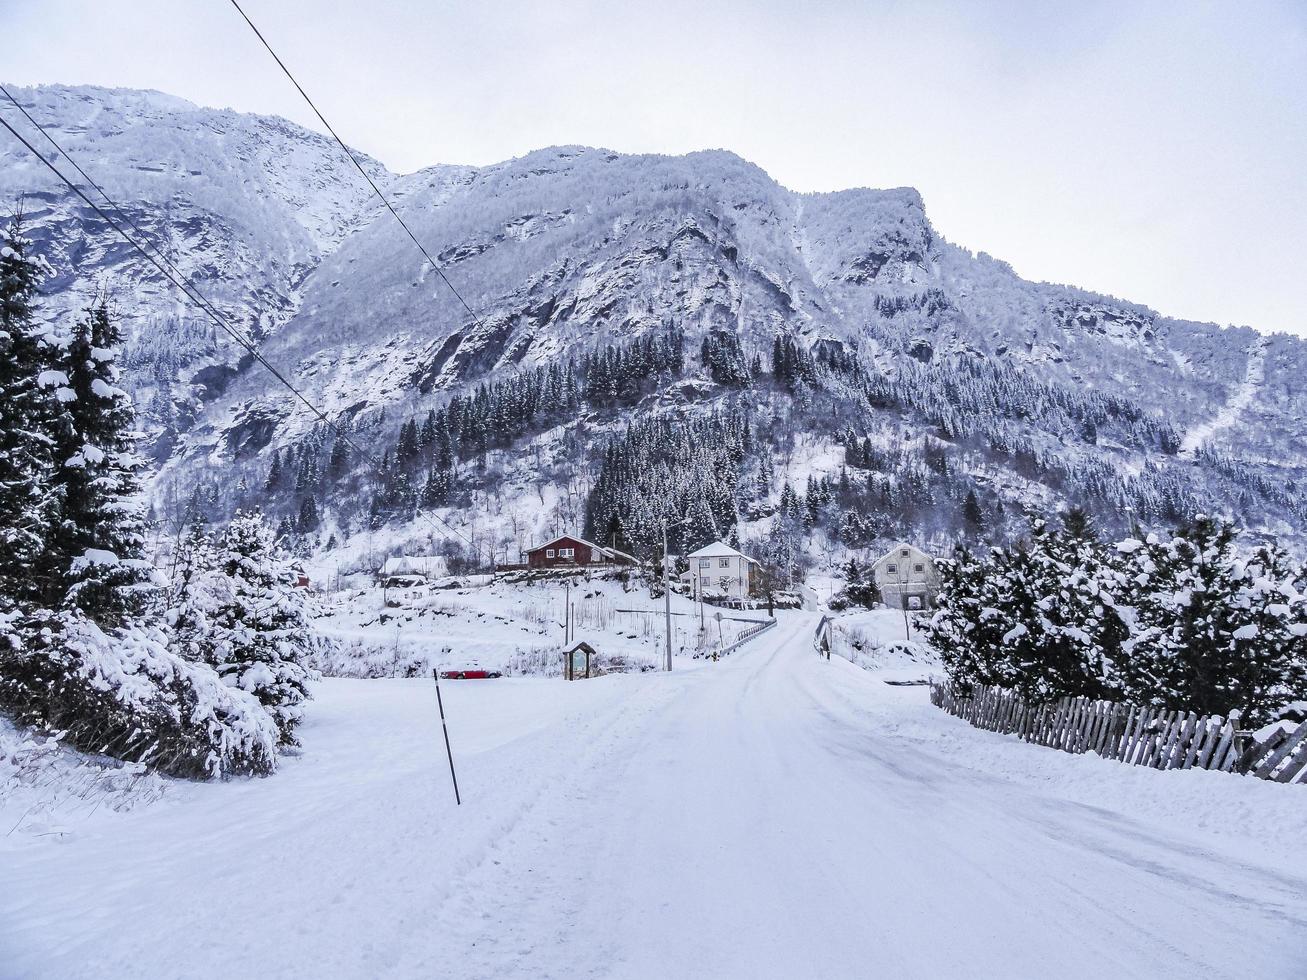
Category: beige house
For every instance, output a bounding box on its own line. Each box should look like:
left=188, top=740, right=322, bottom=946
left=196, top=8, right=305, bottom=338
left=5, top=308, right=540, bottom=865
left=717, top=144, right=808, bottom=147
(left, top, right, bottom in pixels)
left=680, top=541, right=759, bottom=601
left=872, top=543, right=939, bottom=610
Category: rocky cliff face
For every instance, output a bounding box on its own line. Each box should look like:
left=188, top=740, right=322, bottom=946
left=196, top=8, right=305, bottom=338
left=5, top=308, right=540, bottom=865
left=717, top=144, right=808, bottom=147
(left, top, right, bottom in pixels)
left=4, top=85, right=1303, bottom=550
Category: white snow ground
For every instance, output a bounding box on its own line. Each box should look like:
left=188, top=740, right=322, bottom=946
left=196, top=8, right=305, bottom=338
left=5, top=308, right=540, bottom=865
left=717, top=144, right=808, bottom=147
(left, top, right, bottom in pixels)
left=3, top=611, right=1305, bottom=979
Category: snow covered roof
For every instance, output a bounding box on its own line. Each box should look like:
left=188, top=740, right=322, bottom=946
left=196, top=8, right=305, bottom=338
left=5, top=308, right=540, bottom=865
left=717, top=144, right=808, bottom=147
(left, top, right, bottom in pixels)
left=872, top=543, right=936, bottom=577
left=381, top=555, right=448, bottom=578
left=686, top=541, right=759, bottom=565
left=529, top=534, right=604, bottom=553
left=529, top=536, right=636, bottom=562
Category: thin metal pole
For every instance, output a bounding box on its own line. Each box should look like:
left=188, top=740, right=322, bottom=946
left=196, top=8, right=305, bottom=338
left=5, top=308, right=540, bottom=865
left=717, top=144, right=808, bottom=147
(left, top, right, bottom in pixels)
left=663, top=523, right=673, bottom=671
left=431, top=669, right=462, bottom=805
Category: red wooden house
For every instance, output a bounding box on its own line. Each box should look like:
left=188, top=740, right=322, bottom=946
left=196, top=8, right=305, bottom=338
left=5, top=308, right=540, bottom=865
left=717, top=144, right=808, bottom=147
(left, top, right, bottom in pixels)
left=524, top=535, right=637, bottom=569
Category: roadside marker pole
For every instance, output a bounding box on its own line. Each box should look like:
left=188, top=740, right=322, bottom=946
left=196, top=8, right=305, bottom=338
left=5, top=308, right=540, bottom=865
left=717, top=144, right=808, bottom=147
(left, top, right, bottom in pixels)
left=431, top=667, right=462, bottom=805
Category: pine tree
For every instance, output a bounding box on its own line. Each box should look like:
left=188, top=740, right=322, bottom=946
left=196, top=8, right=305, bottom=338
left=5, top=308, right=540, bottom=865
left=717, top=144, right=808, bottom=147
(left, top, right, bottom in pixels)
left=962, top=489, right=984, bottom=531
left=297, top=496, right=320, bottom=533
left=396, top=418, right=420, bottom=465
left=328, top=433, right=350, bottom=481
left=48, top=301, right=156, bottom=629
left=1112, top=517, right=1307, bottom=724
left=205, top=511, right=316, bottom=745
left=0, top=214, right=59, bottom=611
left=166, top=518, right=220, bottom=664
left=264, top=451, right=283, bottom=492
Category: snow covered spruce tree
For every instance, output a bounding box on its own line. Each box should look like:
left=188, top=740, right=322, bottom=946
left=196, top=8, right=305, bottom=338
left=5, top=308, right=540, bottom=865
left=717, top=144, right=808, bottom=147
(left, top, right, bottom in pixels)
left=166, top=518, right=222, bottom=663
left=1111, top=517, right=1307, bottom=726
left=1019, top=512, right=1125, bottom=700
left=927, top=511, right=1126, bottom=701
left=45, top=300, right=158, bottom=625
left=0, top=214, right=59, bottom=617
left=925, top=546, right=1023, bottom=693
left=0, top=229, right=278, bottom=778
left=199, top=510, right=317, bottom=746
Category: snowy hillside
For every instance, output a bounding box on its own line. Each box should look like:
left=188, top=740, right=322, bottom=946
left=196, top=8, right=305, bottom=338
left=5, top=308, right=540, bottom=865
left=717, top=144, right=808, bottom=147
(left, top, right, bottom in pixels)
left=4, top=84, right=1305, bottom=558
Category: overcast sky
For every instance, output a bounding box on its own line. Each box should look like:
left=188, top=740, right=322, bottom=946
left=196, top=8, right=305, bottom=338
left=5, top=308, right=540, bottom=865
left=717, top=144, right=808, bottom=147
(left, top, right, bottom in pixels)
left=7, top=0, right=1306, bottom=336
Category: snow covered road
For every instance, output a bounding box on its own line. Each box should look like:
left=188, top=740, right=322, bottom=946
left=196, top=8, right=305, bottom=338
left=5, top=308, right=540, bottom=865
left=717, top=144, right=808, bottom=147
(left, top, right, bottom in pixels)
left=4, top=612, right=1306, bottom=979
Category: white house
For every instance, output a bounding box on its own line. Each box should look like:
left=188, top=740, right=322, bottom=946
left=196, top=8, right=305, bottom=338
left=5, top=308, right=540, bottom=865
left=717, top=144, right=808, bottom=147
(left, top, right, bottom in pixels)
left=380, top=554, right=449, bottom=583
left=871, top=543, right=939, bottom=610
left=680, top=541, right=759, bottom=602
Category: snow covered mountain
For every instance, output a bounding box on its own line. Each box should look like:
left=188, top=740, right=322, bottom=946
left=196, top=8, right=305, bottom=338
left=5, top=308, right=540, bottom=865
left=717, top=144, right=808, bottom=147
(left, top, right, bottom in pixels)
left=3, top=84, right=1304, bottom=556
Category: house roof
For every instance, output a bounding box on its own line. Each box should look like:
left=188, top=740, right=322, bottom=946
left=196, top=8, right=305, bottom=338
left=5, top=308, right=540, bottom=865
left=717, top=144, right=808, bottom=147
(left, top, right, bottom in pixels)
left=528, top=534, right=601, bottom=553
left=686, top=540, right=759, bottom=565
left=527, top=536, right=637, bottom=562
left=381, top=555, right=449, bottom=577
left=872, top=542, right=933, bottom=567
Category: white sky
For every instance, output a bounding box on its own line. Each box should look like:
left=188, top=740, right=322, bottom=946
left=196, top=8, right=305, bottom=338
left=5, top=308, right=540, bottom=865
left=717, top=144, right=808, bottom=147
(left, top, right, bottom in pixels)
left=6, top=0, right=1306, bottom=335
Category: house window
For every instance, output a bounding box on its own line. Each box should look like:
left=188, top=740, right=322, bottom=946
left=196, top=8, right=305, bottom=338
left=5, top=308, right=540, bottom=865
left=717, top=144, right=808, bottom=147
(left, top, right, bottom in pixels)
left=719, top=558, right=730, bottom=568
left=701, top=576, right=711, bottom=586
left=914, top=563, right=924, bottom=573
left=901, top=549, right=909, bottom=557
left=545, top=548, right=555, bottom=558
left=887, top=563, right=897, bottom=574
left=560, top=548, right=574, bottom=559
left=700, top=559, right=711, bottom=569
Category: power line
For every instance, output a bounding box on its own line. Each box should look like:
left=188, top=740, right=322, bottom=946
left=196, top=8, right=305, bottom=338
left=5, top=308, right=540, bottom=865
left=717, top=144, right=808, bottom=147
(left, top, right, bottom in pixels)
left=0, top=92, right=478, bottom=552
left=226, top=0, right=488, bottom=335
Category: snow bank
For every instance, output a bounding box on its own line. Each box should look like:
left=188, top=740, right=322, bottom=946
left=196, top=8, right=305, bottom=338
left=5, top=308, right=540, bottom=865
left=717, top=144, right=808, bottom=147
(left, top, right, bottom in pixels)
left=0, top=716, right=166, bottom=841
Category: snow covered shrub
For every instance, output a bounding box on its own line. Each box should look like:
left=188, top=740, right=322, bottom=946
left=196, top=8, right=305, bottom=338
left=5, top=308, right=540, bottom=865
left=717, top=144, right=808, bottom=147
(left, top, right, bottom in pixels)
left=1, top=714, right=167, bottom=834
left=0, top=612, right=278, bottom=779
left=185, top=511, right=318, bottom=746
left=304, top=635, right=428, bottom=679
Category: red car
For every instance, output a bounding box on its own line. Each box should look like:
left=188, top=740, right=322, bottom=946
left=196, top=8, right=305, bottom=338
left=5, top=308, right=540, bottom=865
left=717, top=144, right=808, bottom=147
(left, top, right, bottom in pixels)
left=439, top=668, right=503, bottom=680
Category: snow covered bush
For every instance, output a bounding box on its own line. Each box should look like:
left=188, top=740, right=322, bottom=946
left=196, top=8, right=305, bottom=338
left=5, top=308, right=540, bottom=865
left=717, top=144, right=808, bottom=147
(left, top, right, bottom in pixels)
left=0, top=611, right=278, bottom=778
left=1110, top=517, right=1307, bottom=725
left=927, top=512, right=1307, bottom=725
left=304, top=634, right=429, bottom=679
left=172, top=512, right=318, bottom=746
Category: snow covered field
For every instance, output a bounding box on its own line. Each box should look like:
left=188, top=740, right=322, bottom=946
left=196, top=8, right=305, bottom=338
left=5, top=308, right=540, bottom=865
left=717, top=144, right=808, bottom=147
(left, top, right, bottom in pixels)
left=3, top=611, right=1306, bottom=979
left=309, top=572, right=765, bottom=677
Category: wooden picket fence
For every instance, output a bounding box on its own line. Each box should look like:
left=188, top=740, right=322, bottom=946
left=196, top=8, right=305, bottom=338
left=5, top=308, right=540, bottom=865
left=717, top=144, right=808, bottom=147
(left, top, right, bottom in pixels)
left=929, top=681, right=1307, bottom=784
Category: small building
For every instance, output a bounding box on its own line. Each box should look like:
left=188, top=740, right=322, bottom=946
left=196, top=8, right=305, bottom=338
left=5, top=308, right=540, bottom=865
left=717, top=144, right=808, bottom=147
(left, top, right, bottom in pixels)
left=380, top=554, right=449, bottom=586
left=525, top=535, right=638, bottom=570
left=680, top=541, right=759, bottom=602
left=872, top=543, right=939, bottom=610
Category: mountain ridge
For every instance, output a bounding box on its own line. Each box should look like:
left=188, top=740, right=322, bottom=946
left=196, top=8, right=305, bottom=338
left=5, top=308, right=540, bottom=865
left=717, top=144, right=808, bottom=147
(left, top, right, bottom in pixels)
left=2, top=83, right=1303, bottom=559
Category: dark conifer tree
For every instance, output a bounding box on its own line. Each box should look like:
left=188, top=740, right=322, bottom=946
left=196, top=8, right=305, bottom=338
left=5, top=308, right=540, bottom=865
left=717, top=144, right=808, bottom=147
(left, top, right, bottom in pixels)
left=0, top=214, right=60, bottom=611
left=297, top=496, right=320, bottom=533
left=264, top=450, right=283, bottom=492
left=962, top=489, right=984, bottom=531
left=48, top=301, right=155, bottom=628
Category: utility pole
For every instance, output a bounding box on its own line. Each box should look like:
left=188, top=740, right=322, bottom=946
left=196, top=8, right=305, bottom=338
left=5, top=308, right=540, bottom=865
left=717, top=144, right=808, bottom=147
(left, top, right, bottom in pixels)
left=563, top=578, right=571, bottom=645
left=662, top=521, right=673, bottom=671
left=699, top=576, right=705, bottom=633
left=899, top=562, right=912, bottom=642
